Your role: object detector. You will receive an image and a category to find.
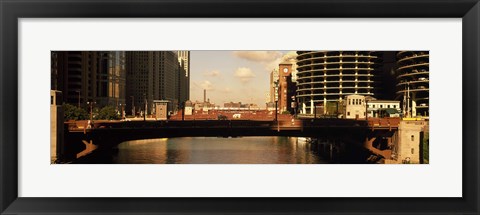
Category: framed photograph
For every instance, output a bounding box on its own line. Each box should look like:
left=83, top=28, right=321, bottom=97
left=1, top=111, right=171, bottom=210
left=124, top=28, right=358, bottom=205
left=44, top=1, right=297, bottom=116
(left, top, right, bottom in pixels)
left=1, top=0, right=478, bottom=214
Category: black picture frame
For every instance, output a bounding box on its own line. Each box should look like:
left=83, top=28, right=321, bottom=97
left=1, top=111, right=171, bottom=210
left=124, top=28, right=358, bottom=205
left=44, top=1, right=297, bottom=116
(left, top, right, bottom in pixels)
left=1, top=0, right=479, bottom=214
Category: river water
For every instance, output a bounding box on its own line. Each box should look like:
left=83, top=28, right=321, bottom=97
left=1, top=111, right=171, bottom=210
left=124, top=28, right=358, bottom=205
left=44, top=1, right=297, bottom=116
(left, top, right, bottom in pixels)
left=110, top=137, right=328, bottom=164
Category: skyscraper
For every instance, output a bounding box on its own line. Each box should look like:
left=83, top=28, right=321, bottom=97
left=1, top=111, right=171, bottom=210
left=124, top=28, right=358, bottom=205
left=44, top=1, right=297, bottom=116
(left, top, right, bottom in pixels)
left=176, top=51, right=190, bottom=75
left=126, top=51, right=187, bottom=116
left=102, top=51, right=126, bottom=108
left=296, top=51, right=380, bottom=114
left=396, top=51, right=429, bottom=117
left=50, top=51, right=126, bottom=109
left=176, top=51, right=190, bottom=106
left=269, top=69, right=279, bottom=103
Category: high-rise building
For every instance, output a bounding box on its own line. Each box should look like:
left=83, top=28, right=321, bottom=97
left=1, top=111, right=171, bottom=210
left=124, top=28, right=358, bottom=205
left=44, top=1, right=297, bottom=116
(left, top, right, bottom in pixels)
left=396, top=51, right=429, bottom=117
left=296, top=51, right=380, bottom=115
left=50, top=51, right=126, bottom=109
left=269, top=69, right=279, bottom=103
left=105, top=52, right=126, bottom=108
left=177, top=51, right=190, bottom=101
left=51, top=51, right=83, bottom=106
left=51, top=52, right=60, bottom=91
left=125, top=51, right=149, bottom=115
left=176, top=51, right=190, bottom=74
left=126, top=51, right=186, bottom=116
left=160, top=51, right=179, bottom=111
left=278, top=62, right=296, bottom=113
left=372, top=51, right=397, bottom=100
left=89, top=51, right=127, bottom=108
left=176, top=52, right=190, bottom=107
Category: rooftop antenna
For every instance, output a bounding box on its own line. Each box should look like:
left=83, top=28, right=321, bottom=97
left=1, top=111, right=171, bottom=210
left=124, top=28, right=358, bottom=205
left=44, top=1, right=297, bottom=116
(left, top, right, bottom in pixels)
left=403, top=82, right=407, bottom=118
left=406, top=81, right=410, bottom=118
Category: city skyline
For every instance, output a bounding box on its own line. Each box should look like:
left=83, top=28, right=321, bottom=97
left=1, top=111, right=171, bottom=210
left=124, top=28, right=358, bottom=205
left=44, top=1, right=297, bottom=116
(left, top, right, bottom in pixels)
left=51, top=51, right=190, bottom=116
left=50, top=50, right=429, bottom=165
left=190, top=51, right=296, bottom=106
left=51, top=51, right=428, bottom=117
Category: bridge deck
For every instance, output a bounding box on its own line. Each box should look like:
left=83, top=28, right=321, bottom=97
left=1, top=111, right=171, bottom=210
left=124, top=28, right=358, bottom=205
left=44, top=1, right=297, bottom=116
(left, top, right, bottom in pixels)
left=68, top=118, right=399, bottom=132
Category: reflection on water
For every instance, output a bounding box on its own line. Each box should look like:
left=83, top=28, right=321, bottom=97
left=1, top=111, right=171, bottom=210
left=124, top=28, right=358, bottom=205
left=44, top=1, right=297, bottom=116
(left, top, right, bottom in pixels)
left=112, top=137, right=327, bottom=164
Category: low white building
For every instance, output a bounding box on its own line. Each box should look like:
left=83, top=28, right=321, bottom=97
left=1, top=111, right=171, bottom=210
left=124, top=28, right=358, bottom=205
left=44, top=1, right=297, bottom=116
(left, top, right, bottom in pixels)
left=343, top=94, right=366, bottom=119
left=193, top=100, right=215, bottom=113
left=366, top=99, right=401, bottom=118
left=153, top=100, right=169, bottom=120
left=184, top=100, right=193, bottom=115
left=343, top=95, right=402, bottom=119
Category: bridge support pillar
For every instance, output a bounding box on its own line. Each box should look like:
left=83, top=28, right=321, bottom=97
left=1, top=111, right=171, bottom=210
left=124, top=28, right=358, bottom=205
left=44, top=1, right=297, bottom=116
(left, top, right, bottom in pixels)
left=77, top=140, right=98, bottom=159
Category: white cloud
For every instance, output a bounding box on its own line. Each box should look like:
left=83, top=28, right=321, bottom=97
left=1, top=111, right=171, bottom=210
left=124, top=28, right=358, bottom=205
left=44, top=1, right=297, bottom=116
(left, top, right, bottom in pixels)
left=204, top=70, right=221, bottom=77
left=233, top=51, right=299, bottom=74
left=233, top=51, right=283, bottom=62
left=193, top=80, right=215, bottom=91
left=200, top=80, right=215, bottom=90
left=265, top=51, right=298, bottom=72
left=234, top=67, right=256, bottom=83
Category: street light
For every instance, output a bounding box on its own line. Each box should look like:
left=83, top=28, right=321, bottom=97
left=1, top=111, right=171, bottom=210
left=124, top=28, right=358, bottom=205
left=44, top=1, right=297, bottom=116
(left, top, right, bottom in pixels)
left=86, top=101, right=96, bottom=127
left=365, top=99, right=368, bottom=121
left=273, top=80, right=279, bottom=122
left=143, top=93, right=147, bottom=121
left=130, top=96, right=135, bottom=117
left=119, top=103, right=125, bottom=119
left=403, top=81, right=411, bottom=118
left=291, top=95, right=296, bottom=118
left=407, top=81, right=410, bottom=118
left=181, top=101, right=185, bottom=121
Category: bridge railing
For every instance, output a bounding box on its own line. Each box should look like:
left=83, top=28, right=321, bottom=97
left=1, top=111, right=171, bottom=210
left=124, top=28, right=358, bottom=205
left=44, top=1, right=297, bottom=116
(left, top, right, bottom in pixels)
left=65, top=118, right=396, bottom=133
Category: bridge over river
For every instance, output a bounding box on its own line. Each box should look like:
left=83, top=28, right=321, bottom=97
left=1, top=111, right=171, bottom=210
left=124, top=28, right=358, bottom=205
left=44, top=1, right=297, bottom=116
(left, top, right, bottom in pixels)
left=59, top=118, right=400, bottom=163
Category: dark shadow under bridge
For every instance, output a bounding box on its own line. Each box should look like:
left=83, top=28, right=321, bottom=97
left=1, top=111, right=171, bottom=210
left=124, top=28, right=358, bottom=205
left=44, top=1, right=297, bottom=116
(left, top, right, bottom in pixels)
left=62, top=118, right=399, bottom=162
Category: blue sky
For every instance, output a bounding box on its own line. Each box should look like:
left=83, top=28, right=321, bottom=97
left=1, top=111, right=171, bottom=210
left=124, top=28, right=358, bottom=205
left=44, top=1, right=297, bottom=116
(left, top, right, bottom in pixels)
left=190, top=51, right=296, bottom=106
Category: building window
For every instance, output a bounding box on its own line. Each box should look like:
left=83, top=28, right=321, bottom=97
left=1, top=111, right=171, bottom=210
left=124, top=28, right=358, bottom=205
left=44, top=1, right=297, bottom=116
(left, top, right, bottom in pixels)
left=380, top=105, right=383, bottom=108
left=51, top=96, right=54, bottom=105
left=373, top=105, right=375, bottom=108
left=411, top=148, right=414, bottom=154
left=388, top=105, right=390, bottom=108
left=348, top=99, right=351, bottom=105
left=411, top=135, right=414, bottom=141
left=393, top=105, right=396, bottom=108
left=347, top=112, right=350, bottom=116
